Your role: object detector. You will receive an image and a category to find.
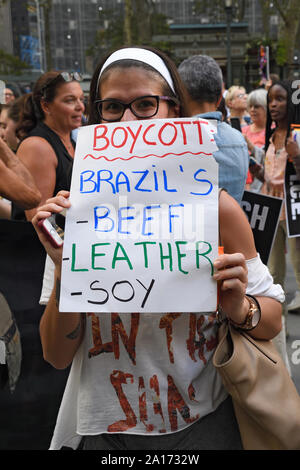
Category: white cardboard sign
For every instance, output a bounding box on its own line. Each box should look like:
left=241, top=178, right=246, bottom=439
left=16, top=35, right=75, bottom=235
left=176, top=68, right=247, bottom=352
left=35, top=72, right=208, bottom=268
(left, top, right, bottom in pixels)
left=60, top=117, right=219, bottom=312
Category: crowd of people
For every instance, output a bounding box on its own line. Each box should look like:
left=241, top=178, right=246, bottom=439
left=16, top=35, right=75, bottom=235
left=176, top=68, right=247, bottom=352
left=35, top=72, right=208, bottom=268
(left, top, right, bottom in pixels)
left=0, top=46, right=299, bottom=450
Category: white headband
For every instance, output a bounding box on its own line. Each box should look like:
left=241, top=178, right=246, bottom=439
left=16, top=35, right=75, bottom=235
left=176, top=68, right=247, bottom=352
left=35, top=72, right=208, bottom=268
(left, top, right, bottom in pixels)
left=96, top=47, right=175, bottom=94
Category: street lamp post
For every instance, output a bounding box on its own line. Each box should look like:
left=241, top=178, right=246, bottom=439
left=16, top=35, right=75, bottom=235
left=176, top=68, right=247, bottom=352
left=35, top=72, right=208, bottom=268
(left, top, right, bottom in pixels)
left=225, top=0, right=233, bottom=88
left=35, top=0, right=45, bottom=72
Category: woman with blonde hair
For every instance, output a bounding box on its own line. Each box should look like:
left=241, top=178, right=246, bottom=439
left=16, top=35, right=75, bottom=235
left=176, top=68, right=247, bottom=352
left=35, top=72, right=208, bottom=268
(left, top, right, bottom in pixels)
left=242, top=88, right=268, bottom=191
left=225, top=85, right=249, bottom=127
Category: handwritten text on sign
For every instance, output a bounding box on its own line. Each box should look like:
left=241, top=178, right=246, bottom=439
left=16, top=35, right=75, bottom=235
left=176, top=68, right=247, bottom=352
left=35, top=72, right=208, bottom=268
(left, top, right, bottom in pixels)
left=60, top=118, right=219, bottom=312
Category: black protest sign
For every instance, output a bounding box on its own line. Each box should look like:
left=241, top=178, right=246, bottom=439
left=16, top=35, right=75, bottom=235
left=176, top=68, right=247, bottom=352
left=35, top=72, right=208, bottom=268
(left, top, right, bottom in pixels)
left=241, top=191, right=282, bottom=265
left=284, top=160, right=300, bottom=237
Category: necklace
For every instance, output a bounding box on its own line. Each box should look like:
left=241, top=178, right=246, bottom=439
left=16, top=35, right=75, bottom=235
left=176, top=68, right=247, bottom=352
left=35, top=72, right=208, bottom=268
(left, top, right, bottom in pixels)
left=61, top=136, right=74, bottom=156
left=45, top=121, right=75, bottom=156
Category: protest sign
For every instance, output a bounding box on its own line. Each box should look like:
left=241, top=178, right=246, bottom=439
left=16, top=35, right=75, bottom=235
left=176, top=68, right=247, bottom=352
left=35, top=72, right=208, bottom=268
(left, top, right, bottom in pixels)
left=285, top=124, right=300, bottom=237
left=241, top=190, right=282, bottom=265
left=59, top=118, right=219, bottom=313
left=285, top=160, right=300, bottom=238
left=259, top=45, right=270, bottom=81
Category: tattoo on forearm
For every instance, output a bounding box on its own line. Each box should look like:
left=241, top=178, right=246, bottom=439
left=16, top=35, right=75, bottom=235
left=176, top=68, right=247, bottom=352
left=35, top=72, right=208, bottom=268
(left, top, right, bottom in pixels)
left=55, top=277, right=86, bottom=340
left=66, top=314, right=86, bottom=340
left=55, top=278, right=61, bottom=308
left=66, top=319, right=81, bottom=339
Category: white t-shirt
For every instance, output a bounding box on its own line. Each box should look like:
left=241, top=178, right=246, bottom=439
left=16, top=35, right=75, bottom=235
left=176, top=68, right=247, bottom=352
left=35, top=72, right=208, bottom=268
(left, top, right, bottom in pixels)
left=40, top=254, right=284, bottom=450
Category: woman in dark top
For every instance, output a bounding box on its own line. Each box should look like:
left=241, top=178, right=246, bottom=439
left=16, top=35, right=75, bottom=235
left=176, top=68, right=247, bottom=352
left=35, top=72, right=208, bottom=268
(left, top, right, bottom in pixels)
left=0, top=72, right=84, bottom=450
left=16, top=71, right=85, bottom=221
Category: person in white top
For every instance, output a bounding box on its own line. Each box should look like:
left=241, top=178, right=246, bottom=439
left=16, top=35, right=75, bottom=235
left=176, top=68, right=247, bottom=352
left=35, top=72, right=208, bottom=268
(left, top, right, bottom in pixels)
left=32, top=46, right=284, bottom=451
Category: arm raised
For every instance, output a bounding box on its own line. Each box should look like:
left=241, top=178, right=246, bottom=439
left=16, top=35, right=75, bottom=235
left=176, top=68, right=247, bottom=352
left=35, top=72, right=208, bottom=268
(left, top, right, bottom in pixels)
left=0, top=138, right=41, bottom=209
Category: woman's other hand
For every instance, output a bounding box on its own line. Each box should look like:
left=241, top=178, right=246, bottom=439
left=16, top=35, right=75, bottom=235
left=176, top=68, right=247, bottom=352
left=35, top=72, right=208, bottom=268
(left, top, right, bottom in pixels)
left=286, top=132, right=300, bottom=159
left=213, top=252, right=249, bottom=325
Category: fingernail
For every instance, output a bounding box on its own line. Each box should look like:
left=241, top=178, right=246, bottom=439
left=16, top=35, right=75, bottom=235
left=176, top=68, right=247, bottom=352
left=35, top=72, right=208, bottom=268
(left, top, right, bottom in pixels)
left=59, top=196, right=69, bottom=205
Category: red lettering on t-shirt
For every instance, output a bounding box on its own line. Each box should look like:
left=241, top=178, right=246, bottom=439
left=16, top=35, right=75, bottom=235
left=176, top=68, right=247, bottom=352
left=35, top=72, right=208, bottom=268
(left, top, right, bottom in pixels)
left=150, top=374, right=166, bottom=433
left=167, top=374, right=200, bottom=432
left=203, top=313, right=218, bottom=352
left=88, top=313, right=113, bottom=358
left=188, top=382, right=198, bottom=402
left=159, top=313, right=181, bottom=363
left=186, top=314, right=207, bottom=364
left=107, top=370, right=137, bottom=432
left=138, top=377, right=154, bottom=432
left=111, top=313, right=140, bottom=365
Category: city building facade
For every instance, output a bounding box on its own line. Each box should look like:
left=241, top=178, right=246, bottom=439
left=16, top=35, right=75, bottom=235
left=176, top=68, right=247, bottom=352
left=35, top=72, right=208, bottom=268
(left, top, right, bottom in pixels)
left=1, top=0, right=299, bottom=89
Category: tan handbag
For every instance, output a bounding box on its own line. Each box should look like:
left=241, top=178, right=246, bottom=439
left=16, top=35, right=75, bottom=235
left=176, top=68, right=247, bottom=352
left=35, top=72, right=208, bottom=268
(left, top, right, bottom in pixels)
left=213, top=320, right=300, bottom=450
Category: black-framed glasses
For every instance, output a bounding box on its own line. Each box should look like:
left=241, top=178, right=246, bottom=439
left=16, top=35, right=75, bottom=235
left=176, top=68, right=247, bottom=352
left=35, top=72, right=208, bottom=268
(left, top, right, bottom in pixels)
left=42, top=71, right=83, bottom=97
left=94, top=95, right=179, bottom=122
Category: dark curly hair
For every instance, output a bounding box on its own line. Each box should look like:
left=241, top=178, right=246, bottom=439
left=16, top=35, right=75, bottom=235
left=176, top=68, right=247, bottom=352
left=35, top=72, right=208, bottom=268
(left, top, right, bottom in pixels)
left=265, top=79, right=300, bottom=152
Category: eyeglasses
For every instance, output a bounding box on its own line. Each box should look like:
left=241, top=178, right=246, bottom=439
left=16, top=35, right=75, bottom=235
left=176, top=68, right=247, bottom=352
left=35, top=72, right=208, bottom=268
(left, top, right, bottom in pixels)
left=94, top=95, right=179, bottom=122
left=42, top=71, right=83, bottom=97
left=236, top=93, right=246, bottom=99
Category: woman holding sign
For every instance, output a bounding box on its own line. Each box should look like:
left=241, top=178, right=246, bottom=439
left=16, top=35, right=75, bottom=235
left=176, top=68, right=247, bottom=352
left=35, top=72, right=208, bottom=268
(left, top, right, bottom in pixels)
left=260, top=80, right=300, bottom=314
left=32, top=47, right=284, bottom=450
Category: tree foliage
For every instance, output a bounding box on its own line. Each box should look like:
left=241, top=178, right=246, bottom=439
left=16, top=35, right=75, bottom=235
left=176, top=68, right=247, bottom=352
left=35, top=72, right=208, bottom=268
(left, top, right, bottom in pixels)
left=258, top=0, right=300, bottom=71
left=87, top=0, right=172, bottom=61
left=195, top=0, right=300, bottom=73
left=194, top=0, right=248, bottom=23
left=0, top=49, right=29, bottom=75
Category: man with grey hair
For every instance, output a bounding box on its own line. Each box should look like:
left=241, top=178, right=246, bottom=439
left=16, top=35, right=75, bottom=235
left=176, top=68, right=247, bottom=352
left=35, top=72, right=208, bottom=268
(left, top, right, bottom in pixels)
left=178, top=55, right=249, bottom=203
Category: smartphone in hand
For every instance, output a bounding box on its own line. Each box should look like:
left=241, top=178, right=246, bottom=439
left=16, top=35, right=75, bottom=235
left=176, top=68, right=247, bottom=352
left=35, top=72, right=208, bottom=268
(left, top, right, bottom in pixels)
left=38, top=214, right=64, bottom=248
left=249, top=156, right=258, bottom=166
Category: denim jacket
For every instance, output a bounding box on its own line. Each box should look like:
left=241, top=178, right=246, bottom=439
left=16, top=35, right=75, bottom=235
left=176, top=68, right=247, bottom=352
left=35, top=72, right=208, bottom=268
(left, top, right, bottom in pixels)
left=196, top=111, right=249, bottom=203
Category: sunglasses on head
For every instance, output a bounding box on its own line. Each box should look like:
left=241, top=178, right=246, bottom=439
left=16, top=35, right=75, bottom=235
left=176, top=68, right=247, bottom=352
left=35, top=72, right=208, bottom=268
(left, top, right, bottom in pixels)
left=42, top=72, right=82, bottom=97
left=59, top=72, right=82, bottom=83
